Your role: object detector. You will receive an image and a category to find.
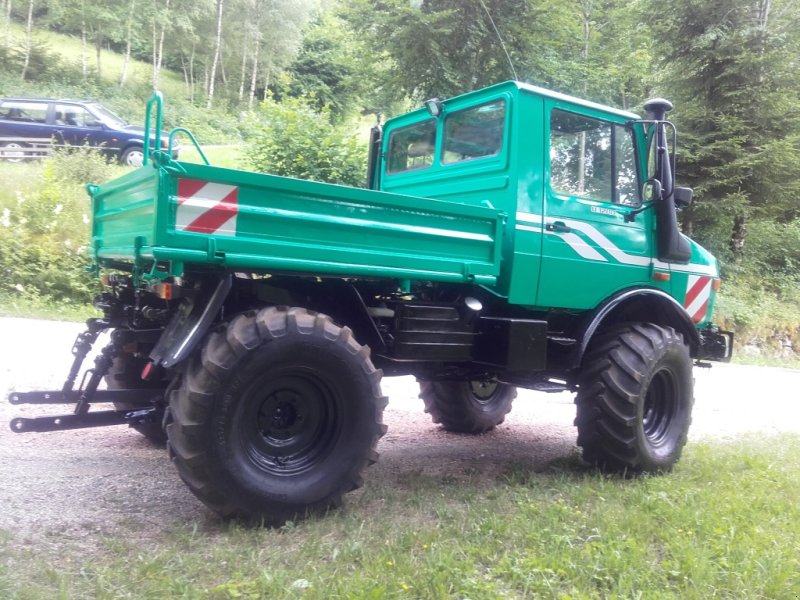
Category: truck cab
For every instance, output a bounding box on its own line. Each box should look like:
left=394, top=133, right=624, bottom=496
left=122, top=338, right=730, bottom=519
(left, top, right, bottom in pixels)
left=375, top=81, right=718, bottom=321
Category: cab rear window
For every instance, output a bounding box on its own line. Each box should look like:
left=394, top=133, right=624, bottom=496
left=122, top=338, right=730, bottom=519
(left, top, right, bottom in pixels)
left=443, top=99, right=505, bottom=164
left=386, top=119, right=436, bottom=174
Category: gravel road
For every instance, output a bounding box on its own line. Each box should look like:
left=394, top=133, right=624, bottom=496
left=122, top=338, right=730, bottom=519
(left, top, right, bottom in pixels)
left=1, top=317, right=799, bottom=546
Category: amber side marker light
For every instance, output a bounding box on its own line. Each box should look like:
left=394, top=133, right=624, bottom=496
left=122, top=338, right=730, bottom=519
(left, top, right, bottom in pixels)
left=155, top=283, right=174, bottom=300
left=713, top=278, right=721, bottom=291
left=653, top=272, right=671, bottom=281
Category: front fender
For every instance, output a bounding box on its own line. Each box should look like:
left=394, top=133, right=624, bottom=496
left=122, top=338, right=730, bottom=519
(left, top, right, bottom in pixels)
left=570, top=287, right=700, bottom=370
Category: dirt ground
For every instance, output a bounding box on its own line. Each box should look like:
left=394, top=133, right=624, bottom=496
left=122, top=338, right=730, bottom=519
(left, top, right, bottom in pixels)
left=2, top=317, right=799, bottom=547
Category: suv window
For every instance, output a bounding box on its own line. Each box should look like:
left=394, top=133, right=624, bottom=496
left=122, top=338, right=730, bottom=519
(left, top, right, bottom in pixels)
left=443, top=99, right=505, bottom=164
left=0, top=101, right=48, bottom=123
left=386, top=119, right=436, bottom=174
left=55, top=104, right=100, bottom=128
left=549, top=109, right=639, bottom=206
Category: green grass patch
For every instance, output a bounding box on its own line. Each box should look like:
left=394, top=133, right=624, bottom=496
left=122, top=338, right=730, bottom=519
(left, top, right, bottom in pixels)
left=179, top=144, right=246, bottom=170
left=1, top=435, right=799, bottom=598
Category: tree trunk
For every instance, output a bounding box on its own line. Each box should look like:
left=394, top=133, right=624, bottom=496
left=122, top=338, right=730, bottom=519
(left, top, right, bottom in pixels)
left=730, top=214, right=747, bottom=258
left=248, top=36, right=259, bottom=111
left=80, top=15, right=87, bottom=79
left=3, top=0, right=11, bottom=52
left=154, top=0, right=171, bottom=89
left=189, top=41, right=196, bottom=104
left=95, top=30, right=103, bottom=78
left=120, top=0, right=136, bottom=86
left=151, top=17, right=157, bottom=88
left=206, top=0, right=225, bottom=108
left=238, top=29, right=248, bottom=102
left=20, top=0, right=33, bottom=80
left=576, top=0, right=591, bottom=194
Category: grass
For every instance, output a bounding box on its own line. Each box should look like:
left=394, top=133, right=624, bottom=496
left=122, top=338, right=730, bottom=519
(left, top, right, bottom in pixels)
left=5, top=22, right=187, bottom=97
left=0, top=435, right=798, bottom=598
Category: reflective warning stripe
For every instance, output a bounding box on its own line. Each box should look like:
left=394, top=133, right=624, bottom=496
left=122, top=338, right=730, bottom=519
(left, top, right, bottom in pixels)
left=685, top=275, right=712, bottom=323
left=175, top=179, right=238, bottom=237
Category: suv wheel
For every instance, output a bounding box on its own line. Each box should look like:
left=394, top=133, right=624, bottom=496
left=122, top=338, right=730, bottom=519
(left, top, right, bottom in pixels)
left=120, top=146, right=144, bottom=167
left=2, top=142, right=27, bottom=163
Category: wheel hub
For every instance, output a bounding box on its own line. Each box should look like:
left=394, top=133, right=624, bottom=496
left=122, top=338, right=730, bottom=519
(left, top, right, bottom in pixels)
left=643, top=369, right=678, bottom=446
left=469, top=380, right=498, bottom=402
left=243, top=371, right=339, bottom=475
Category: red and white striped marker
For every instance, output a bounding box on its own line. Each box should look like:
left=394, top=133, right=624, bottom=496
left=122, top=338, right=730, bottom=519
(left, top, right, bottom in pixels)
left=175, top=178, right=239, bottom=237
left=684, top=275, right=712, bottom=324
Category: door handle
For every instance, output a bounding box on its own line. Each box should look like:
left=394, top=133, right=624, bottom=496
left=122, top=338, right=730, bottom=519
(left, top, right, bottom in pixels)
left=546, top=221, right=572, bottom=233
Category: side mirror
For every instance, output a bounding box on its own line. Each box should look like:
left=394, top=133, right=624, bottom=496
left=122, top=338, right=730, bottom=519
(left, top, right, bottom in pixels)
left=642, top=178, right=662, bottom=203
left=674, top=186, right=693, bottom=209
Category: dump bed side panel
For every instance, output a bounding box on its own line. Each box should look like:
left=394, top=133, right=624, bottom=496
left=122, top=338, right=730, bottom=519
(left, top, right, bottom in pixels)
left=91, top=167, right=160, bottom=262
left=92, top=162, right=505, bottom=285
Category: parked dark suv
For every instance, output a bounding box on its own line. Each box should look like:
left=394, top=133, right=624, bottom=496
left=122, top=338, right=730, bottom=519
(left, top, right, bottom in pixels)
left=0, top=98, right=176, bottom=166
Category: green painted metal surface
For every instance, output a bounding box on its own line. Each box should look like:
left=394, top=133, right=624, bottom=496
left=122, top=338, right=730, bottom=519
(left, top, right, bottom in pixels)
left=90, top=159, right=504, bottom=285
left=89, top=81, right=721, bottom=326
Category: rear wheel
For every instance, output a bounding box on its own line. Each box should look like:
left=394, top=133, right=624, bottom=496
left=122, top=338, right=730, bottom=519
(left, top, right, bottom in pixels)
left=575, top=323, right=693, bottom=473
left=167, top=307, right=387, bottom=524
left=120, top=146, right=144, bottom=167
left=419, top=379, right=516, bottom=433
left=1, top=142, right=27, bottom=163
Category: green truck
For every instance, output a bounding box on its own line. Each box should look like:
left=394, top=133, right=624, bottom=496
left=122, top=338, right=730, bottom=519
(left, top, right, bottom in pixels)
left=9, top=81, right=732, bottom=523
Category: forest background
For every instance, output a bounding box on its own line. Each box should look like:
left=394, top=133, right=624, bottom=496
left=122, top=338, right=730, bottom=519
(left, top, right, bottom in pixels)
left=0, top=0, right=798, bottom=362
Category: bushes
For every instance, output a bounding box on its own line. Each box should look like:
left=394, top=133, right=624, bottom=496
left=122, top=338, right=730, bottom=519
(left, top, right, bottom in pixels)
left=244, top=96, right=367, bottom=187
left=0, top=148, right=114, bottom=310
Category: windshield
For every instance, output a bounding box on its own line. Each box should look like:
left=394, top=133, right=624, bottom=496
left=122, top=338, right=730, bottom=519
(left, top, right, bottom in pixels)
left=89, top=104, right=128, bottom=128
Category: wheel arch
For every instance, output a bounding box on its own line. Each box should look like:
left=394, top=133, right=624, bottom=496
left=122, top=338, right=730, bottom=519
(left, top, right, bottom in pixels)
left=571, top=287, right=700, bottom=369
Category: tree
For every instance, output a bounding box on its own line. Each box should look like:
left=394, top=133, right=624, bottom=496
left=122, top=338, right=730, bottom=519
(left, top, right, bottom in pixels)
left=19, top=0, right=33, bottom=80
left=652, top=0, right=800, bottom=262
left=342, top=0, right=534, bottom=102
left=206, top=0, right=224, bottom=107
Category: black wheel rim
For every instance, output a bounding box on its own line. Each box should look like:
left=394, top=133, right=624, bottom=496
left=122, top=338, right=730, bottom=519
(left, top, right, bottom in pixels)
left=469, top=380, right=499, bottom=404
left=642, top=368, right=678, bottom=446
left=240, top=367, right=340, bottom=476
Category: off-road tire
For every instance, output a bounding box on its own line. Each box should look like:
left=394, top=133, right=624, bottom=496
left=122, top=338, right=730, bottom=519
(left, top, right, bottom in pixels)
left=106, top=354, right=168, bottom=444
left=419, top=380, right=516, bottom=433
left=167, top=307, right=388, bottom=524
left=575, top=323, right=693, bottom=473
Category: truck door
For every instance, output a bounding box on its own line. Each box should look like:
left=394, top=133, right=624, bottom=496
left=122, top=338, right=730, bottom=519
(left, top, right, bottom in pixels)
left=536, top=103, right=652, bottom=309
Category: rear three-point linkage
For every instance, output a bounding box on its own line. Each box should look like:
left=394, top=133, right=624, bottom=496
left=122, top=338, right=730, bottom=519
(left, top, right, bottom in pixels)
left=8, top=318, right=160, bottom=433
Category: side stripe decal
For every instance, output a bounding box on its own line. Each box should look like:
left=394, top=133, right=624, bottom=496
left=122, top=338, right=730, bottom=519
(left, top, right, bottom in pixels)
left=514, top=211, right=717, bottom=277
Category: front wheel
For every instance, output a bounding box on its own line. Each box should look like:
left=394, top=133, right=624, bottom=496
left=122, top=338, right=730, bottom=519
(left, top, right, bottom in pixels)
left=575, top=323, right=694, bottom=473
left=167, top=307, right=388, bottom=524
left=419, top=379, right=516, bottom=433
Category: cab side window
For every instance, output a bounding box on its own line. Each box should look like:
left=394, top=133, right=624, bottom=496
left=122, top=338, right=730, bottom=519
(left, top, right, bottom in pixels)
left=386, top=119, right=436, bottom=174
left=549, top=109, right=639, bottom=206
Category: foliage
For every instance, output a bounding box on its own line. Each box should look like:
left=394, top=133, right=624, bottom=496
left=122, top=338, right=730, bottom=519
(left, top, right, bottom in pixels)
left=0, top=149, right=115, bottom=308
left=245, top=95, right=367, bottom=187
left=653, top=0, right=800, bottom=260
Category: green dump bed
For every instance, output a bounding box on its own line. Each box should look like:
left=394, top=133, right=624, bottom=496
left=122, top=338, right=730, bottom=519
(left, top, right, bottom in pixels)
left=90, top=161, right=505, bottom=285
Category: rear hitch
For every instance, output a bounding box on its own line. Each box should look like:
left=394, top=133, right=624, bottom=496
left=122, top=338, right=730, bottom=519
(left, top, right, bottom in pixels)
left=7, top=318, right=161, bottom=434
